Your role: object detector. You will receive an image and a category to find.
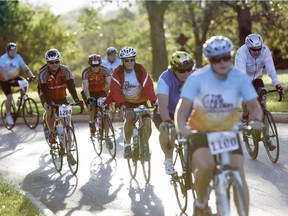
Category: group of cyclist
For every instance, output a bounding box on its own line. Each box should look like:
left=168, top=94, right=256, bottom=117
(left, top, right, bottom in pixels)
left=0, top=33, right=285, bottom=215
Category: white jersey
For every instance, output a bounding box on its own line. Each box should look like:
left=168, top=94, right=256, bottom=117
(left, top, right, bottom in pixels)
left=235, top=44, right=280, bottom=86
left=101, top=57, right=121, bottom=74
left=123, top=69, right=143, bottom=102
left=0, top=53, right=25, bottom=79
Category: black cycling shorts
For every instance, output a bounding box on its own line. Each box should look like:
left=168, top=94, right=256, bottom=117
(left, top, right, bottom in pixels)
left=252, top=79, right=265, bottom=94
left=0, top=76, right=24, bottom=96
left=40, top=96, right=68, bottom=108
left=81, top=90, right=107, bottom=108
left=189, top=133, right=243, bottom=155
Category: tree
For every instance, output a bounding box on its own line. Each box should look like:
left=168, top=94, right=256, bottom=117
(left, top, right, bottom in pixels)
left=145, top=1, right=170, bottom=80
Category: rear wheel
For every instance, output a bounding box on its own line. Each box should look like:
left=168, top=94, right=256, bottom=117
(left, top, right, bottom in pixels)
left=104, top=116, right=117, bottom=158
left=243, top=130, right=259, bottom=160
left=264, top=110, right=279, bottom=163
left=139, top=127, right=151, bottom=184
left=1, top=100, right=16, bottom=130
left=66, top=126, right=79, bottom=175
left=23, top=97, right=39, bottom=129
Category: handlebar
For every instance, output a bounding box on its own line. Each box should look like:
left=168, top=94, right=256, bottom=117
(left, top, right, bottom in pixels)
left=49, top=102, right=84, bottom=118
left=259, top=88, right=283, bottom=102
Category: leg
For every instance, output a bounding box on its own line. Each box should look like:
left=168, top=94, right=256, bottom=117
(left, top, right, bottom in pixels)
left=44, top=103, right=56, bottom=144
left=123, top=109, right=135, bottom=158
left=143, top=116, right=152, bottom=139
left=231, top=154, right=249, bottom=216
left=88, top=104, right=96, bottom=134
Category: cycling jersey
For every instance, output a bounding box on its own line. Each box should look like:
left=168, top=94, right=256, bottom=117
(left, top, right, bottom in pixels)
left=235, top=44, right=280, bottom=86
left=38, top=64, right=75, bottom=102
left=0, top=53, right=25, bottom=80
left=82, top=65, right=109, bottom=94
left=157, top=68, right=196, bottom=115
left=181, top=65, right=258, bottom=131
left=101, top=57, right=121, bottom=74
left=106, top=63, right=156, bottom=106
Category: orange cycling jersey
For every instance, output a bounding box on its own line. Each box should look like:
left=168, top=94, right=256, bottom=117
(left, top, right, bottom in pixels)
left=38, top=64, right=73, bottom=101
left=81, top=66, right=109, bottom=94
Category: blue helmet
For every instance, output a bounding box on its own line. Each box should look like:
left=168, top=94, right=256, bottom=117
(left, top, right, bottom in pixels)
left=203, top=36, right=234, bottom=59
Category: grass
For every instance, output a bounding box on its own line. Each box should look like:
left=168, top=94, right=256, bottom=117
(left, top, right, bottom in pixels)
left=0, top=178, right=41, bottom=216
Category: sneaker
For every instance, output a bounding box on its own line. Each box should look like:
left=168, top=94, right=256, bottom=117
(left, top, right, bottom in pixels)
left=5, top=113, right=14, bottom=125
left=105, top=136, right=114, bottom=149
left=49, top=132, right=57, bottom=144
left=266, top=138, right=276, bottom=151
left=67, top=153, right=77, bottom=165
left=89, top=122, right=96, bottom=135
left=193, top=203, right=212, bottom=216
left=124, top=145, right=132, bottom=159
left=164, top=159, right=176, bottom=175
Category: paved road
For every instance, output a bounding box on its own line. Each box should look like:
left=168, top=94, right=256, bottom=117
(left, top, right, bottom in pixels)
left=0, top=122, right=288, bottom=216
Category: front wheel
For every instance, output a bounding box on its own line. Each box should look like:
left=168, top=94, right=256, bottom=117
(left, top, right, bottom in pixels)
left=231, top=171, right=247, bottom=216
left=50, top=141, right=64, bottom=173
left=1, top=100, right=16, bottom=130
left=91, top=122, right=103, bottom=156
left=104, top=116, right=117, bottom=158
left=66, top=126, right=79, bottom=175
left=23, top=97, right=39, bottom=129
left=243, top=130, right=259, bottom=160
left=139, top=127, right=151, bottom=184
left=264, top=110, right=279, bottom=163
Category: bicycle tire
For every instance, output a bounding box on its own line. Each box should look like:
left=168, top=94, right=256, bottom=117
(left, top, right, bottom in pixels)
left=230, top=172, right=247, bottom=216
left=139, top=127, right=151, bottom=184
left=214, top=174, right=230, bottom=216
left=264, top=110, right=279, bottom=163
left=51, top=141, right=64, bottom=173
left=23, top=97, right=39, bottom=129
left=1, top=100, right=16, bottom=130
left=42, top=120, right=50, bottom=146
left=243, top=129, right=259, bottom=160
left=127, top=150, right=138, bottom=179
left=91, top=122, right=103, bottom=156
left=104, top=116, right=117, bottom=158
left=172, top=145, right=188, bottom=212
left=66, top=126, right=79, bottom=175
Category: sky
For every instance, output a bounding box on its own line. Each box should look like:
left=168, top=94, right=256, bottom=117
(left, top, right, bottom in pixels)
left=23, top=0, right=133, bottom=15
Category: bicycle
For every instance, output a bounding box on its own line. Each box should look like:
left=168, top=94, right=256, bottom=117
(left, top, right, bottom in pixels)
left=44, top=103, right=81, bottom=175
left=188, top=124, right=249, bottom=216
left=127, top=105, right=152, bottom=184
left=1, top=78, right=39, bottom=130
left=166, top=124, right=196, bottom=213
left=243, top=88, right=283, bottom=163
left=89, top=97, right=117, bottom=158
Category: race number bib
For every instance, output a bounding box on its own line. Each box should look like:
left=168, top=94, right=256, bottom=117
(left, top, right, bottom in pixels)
left=207, top=132, right=239, bottom=155
left=18, top=80, right=28, bottom=89
left=58, top=105, right=72, bottom=117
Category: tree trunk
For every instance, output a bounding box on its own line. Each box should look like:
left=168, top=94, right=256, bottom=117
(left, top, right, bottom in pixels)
left=236, top=2, right=251, bottom=46
left=145, top=1, right=170, bottom=80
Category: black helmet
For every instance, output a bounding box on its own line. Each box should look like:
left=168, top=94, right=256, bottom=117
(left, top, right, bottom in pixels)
left=106, top=47, right=118, bottom=55
left=6, top=42, right=17, bottom=51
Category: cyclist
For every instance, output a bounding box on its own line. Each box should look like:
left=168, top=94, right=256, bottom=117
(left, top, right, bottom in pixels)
left=0, top=42, right=35, bottom=125
left=175, top=36, right=264, bottom=215
left=38, top=49, right=83, bottom=154
left=154, top=51, right=195, bottom=175
left=81, top=54, right=112, bottom=146
left=105, top=46, right=157, bottom=158
left=235, top=33, right=284, bottom=150
left=101, top=47, right=121, bottom=74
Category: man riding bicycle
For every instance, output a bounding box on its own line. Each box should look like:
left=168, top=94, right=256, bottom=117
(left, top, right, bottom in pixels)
left=101, top=47, right=121, bottom=74
left=106, top=46, right=157, bottom=158
left=176, top=36, right=263, bottom=215
left=235, top=33, right=284, bottom=151
left=0, top=42, right=35, bottom=125
left=81, top=54, right=112, bottom=146
left=154, top=51, right=195, bottom=175
left=38, top=49, right=83, bottom=146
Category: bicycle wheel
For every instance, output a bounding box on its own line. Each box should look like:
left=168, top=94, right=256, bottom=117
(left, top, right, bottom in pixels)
left=127, top=143, right=138, bottom=179
left=23, top=97, right=39, bottom=129
left=66, top=126, right=79, bottom=175
left=172, top=146, right=188, bottom=212
left=1, top=100, right=16, bottom=130
left=139, top=127, right=151, bottom=184
left=264, top=110, right=279, bottom=163
left=50, top=141, right=64, bottom=173
left=214, top=174, right=230, bottom=216
left=104, top=116, right=117, bottom=158
left=42, top=120, right=50, bottom=146
left=91, top=122, right=103, bottom=156
left=243, top=130, right=259, bottom=160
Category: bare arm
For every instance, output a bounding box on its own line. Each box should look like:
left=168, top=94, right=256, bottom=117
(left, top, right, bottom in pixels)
left=175, top=98, right=193, bottom=137
left=157, top=94, right=171, bottom=122
left=244, top=99, right=263, bottom=121
left=21, top=64, right=34, bottom=78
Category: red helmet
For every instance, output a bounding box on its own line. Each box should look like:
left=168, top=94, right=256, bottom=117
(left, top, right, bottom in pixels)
left=88, top=54, right=102, bottom=65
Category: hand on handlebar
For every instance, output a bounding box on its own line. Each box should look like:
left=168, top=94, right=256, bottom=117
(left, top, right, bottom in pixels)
left=27, top=76, right=36, bottom=82
left=249, top=120, right=265, bottom=131
left=276, top=84, right=285, bottom=101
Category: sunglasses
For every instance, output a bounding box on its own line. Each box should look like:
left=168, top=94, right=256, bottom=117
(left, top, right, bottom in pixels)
left=177, top=67, right=193, bottom=74
left=91, top=64, right=100, bottom=67
left=124, top=58, right=135, bottom=63
left=48, top=60, right=60, bottom=65
left=250, top=47, right=262, bottom=52
left=210, top=55, right=231, bottom=64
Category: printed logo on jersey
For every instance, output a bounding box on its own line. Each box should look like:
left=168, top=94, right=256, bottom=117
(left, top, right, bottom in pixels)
left=123, top=81, right=137, bottom=90
left=202, top=94, right=233, bottom=109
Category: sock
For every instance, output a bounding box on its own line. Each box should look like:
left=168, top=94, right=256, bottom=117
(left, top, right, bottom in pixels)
left=165, top=158, right=173, bottom=163
left=194, top=200, right=206, bottom=209
left=124, top=143, right=131, bottom=148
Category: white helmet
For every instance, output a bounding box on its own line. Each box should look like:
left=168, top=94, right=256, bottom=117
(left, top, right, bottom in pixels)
left=45, top=48, right=61, bottom=61
left=119, top=46, right=137, bottom=59
left=203, top=36, right=234, bottom=59
left=245, top=34, right=263, bottom=48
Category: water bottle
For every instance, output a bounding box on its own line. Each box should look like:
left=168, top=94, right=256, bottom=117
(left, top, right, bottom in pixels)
left=56, top=124, right=64, bottom=141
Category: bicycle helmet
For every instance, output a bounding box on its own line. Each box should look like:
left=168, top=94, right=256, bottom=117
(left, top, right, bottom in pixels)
left=88, top=54, right=102, bottom=65
left=45, top=49, right=61, bottom=61
left=245, top=33, right=263, bottom=48
left=170, top=51, right=195, bottom=70
left=6, top=42, right=17, bottom=51
left=203, top=36, right=234, bottom=59
left=119, top=46, right=137, bottom=59
left=106, top=47, right=118, bottom=55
